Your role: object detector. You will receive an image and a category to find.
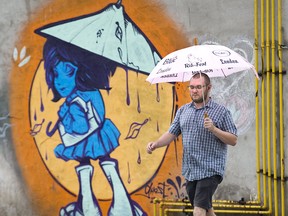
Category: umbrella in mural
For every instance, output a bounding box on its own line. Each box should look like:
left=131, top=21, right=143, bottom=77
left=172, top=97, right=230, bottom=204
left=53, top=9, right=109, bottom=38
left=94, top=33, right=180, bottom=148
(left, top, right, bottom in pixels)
left=146, top=44, right=259, bottom=84
left=35, top=0, right=161, bottom=74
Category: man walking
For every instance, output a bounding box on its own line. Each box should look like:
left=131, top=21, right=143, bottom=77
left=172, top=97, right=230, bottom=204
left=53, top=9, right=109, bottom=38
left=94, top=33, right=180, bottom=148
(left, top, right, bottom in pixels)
left=147, top=72, right=237, bottom=216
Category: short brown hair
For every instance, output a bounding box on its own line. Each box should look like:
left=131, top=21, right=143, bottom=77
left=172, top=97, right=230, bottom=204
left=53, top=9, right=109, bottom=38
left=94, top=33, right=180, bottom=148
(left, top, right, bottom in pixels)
left=191, top=72, right=211, bottom=85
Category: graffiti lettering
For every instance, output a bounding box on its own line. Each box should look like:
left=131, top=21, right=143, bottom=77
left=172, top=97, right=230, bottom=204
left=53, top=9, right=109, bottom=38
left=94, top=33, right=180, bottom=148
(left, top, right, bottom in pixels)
left=144, top=182, right=168, bottom=199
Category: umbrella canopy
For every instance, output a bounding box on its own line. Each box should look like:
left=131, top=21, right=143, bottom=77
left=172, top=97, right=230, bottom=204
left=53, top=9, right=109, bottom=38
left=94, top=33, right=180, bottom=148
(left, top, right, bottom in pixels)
left=146, top=44, right=259, bottom=84
left=35, top=2, right=161, bottom=74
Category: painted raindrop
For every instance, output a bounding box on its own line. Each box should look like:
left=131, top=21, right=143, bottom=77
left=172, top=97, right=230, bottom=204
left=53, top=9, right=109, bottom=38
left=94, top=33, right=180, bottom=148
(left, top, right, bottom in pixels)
left=34, top=109, right=37, bottom=121
left=40, top=87, right=44, bottom=112
left=125, top=69, right=130, bottom=105
left=137, top=90, right=141, bottom=113
left=137, top=150, right=141, bottom=164
left=156, top=83, right=160, bottom=102
left=127, top=162, right=131, bottom=184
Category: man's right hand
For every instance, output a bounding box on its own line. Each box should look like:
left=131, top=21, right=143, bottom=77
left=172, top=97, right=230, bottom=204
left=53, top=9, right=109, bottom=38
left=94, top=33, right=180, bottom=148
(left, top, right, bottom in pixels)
left=146, top=142, right=157, bottom=154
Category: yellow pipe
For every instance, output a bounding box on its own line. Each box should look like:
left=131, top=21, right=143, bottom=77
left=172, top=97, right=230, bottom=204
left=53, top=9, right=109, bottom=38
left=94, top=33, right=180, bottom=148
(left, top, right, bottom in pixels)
left=254, top=0, right=262, bottom=204
left=153, top=198, right=266, bottom=216
left=278, top=0, right=285, bottom=214
left=260, top=0, right=268, bottom=208
left=154, top=198, right=260, bottom=204
left=153, top=197, right=158, bottom=216
left=164, top=208, right=272, bottom=215
left=159, top=201, right=265, bottom=209
left=265, top=0, right=274, bottom=213
left=156, top=199, right=267, bottom=216
left=211, top=200, right=259, bottom=204
left=155, top=198, right=273, bottom=215
left=271, top=0, right=279, bottom=215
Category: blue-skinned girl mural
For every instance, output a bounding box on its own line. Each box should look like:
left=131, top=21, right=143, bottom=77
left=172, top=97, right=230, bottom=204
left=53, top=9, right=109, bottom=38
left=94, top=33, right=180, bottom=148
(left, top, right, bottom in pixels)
left=33, top=1, right=166, bottom=215
left=43, top=38, right=147, bottom=216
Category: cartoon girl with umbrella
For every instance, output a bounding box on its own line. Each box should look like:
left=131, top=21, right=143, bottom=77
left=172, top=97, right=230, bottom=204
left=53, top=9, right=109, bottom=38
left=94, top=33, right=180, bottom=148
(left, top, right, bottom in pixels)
left=43, top=38, right=146, bottom=216
left=34, top=1, right=162, bottom=215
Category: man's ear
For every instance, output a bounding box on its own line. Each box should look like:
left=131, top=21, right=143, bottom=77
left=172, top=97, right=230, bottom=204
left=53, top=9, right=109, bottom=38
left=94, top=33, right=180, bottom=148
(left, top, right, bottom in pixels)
left=207, top=84, right=212, bottom=90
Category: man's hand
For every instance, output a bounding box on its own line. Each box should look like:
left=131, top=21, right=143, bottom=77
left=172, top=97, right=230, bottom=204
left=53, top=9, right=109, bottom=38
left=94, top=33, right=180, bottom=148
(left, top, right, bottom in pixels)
left=204, top=117, right=237, bottom=146
left=146, top=132, right=176, bottom=154
left=147, top=142, right=157, bottom=154
left=204, top=117, right=215, bottom=132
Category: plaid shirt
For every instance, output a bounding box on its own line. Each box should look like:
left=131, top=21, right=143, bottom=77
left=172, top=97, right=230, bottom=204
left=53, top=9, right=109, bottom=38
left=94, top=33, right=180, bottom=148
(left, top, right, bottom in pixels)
left=169, top=99, right=237, bottom=181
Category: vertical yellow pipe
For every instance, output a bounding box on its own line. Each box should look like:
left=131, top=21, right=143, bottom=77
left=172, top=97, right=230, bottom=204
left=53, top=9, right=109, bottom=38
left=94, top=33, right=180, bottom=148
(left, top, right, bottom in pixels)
left=265, top=0, right=273, bottom=212
left=271, top=0, right=279, bottom=215
left=277, top=0, right=285, bottom=214
left=260, top=0, right=268, bottom=208
left=254, top=0, right=261, bottom=204
left=153, top=198, right=158, bottom=216
left=159, top=203, right=163, bottom=216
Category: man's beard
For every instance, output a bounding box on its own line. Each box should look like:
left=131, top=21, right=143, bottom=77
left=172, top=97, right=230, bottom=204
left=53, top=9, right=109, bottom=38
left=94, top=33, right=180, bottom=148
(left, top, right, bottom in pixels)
left=191, top=93, right=207, bottom=103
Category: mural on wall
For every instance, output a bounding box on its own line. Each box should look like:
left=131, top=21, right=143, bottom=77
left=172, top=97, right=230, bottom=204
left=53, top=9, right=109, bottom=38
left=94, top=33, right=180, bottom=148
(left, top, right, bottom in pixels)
left=9, top=0, right=257, bottom=215
left=31, top=1, right=165, bottom=215
left=10, top=0, right=190, bottom=215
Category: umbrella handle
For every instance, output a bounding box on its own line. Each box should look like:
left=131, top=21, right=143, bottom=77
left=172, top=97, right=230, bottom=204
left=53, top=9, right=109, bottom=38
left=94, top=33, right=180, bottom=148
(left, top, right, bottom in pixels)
left=46, top=119, right=60, bottom=137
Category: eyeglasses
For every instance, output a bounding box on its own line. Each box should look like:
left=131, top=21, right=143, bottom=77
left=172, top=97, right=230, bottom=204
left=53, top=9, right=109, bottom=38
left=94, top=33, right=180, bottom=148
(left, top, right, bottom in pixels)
left=188, top=85, right=206, bottom=90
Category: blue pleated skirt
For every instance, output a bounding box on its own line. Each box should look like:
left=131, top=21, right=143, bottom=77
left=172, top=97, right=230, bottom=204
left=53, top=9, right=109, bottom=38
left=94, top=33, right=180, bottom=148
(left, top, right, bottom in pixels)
left=54, top=119, right=120, bottom=161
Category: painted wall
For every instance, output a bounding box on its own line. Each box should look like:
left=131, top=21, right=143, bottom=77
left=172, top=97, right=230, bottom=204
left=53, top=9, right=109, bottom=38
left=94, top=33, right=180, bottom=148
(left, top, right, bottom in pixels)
left=0, top=0, right=287, bottom=215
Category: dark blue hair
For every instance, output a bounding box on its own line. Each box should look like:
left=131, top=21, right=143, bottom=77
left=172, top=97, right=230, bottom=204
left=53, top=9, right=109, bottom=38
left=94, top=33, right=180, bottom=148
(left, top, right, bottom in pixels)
left=43, top=38, right=117, bottom=102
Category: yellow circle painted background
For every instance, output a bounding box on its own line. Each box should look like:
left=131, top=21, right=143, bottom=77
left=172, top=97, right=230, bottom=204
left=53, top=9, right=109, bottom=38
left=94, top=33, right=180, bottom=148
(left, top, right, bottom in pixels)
left=30, top=61, right=173, bottom=199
